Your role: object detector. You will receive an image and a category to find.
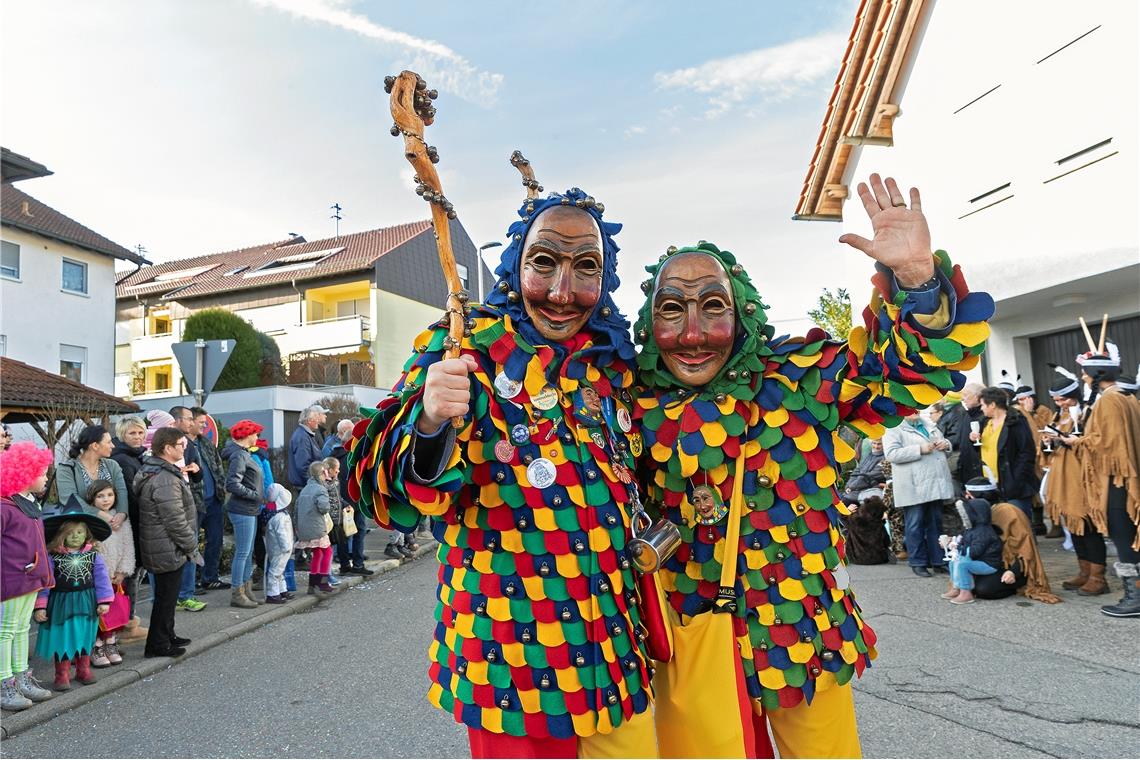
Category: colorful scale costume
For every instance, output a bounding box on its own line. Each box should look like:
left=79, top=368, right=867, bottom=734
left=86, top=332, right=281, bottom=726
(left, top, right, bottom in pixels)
left=349, top=189, right=653, bottom=741
left=632, top=243, right=995, bottom=711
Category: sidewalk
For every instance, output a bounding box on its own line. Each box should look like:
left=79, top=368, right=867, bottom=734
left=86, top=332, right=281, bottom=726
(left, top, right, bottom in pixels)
left=0, top=526, right=435, bottom=740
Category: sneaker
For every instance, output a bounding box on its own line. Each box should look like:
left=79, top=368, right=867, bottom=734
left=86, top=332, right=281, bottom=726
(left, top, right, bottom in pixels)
left=104, top=642, right=123, bottom=665
left=328, top=573, right=342, bottom=587
left=176, top=597, right=208, bottom=612
left=350, top=565, right=375, bottom=576
left=1, top=678, right=33, bottom=711
left=91, top=644, right=112, bottom=668
left=398, top=545, right=415, bottom=559
left=201, top=580, right=231, bottom=590
left=384, top=545, right=404, bottom=560
left=14, top=670, right=53, bottom=703
left=281, top=591, right=297, bottom=600
left=265, top=594, right=287, bottom=604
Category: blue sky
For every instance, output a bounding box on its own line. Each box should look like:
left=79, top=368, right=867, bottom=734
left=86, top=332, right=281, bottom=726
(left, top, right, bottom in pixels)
left=2, top=0, right=870, bottom=325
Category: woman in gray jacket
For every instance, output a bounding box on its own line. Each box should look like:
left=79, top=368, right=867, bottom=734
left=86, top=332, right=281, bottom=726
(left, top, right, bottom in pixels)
left=294, top=461, right=336, bottom=597
left=222, top=421, right=264, bottom=609
left=56, top=426, right=128, bottom=526
left=883, top=413, right=956, bottom=577
left=133, top=427, right=198, bottom=658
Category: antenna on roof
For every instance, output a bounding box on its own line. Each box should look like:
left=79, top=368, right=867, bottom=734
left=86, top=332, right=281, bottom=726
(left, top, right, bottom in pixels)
left=135, top=244, right=147, bottom=258
left=330, top=203, right=343, bottom=239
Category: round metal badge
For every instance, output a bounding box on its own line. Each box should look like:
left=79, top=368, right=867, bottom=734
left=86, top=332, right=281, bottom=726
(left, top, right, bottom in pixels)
left=628, top=433, right=643, bottom=457
left=616, top=407, right=632, bottom=433
left=532, top=385, right=559, bottom=411
left=510, top=424, right=530, bottom=445
left=494, top=372, right=522, bottom=400
left=526, top=458, right=558, bottom=489
left=590, top=430, right=607, bottom=449
left=494, top=440, right=515, bottom=463
left=613, top=461, right=632, bottom=484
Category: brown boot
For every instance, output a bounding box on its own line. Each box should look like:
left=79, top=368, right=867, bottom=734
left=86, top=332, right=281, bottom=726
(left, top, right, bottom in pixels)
left=1062, top=559, right=1091, bottom=590
left=1078, top=563, right=1109, bottom=595
left=1045, top=522, right=1063, bottom=539
left=53, top=658, right=72, bottom=691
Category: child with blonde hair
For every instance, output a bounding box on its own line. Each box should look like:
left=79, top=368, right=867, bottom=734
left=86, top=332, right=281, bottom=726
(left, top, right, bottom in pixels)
left=85, top=480, right=135, bottom=666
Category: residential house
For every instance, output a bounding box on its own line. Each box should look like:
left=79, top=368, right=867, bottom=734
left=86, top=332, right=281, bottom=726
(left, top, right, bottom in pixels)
left=793, top=0, right=1139, bottom=396
left=1, top=147, right=148, bottom=393
left=114, top=218, right=491, bottom=398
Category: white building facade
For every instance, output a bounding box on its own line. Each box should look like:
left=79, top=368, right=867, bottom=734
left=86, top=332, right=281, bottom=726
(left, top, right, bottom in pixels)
left=796, top=0, right=1139, bottom=395
left=1, top=151, right=146, bottom=394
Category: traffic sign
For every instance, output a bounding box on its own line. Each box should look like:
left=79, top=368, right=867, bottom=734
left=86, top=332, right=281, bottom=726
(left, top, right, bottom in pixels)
left=171, top=339, right=236, bottom=405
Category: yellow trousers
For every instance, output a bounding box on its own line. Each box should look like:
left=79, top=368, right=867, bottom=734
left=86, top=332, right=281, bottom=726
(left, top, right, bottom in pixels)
left=766, top=682, right=862, bottom=759
left=578, top=708, right=659, bottom=759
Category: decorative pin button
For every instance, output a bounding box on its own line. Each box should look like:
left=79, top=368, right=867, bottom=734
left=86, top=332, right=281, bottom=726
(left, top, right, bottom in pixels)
left=590, top=430, right=606, bottom=448
left=494, top=440, right=514, bottom=463
left=532, top=386, right=559, bottom=410
left=494, top=373, right=522, bottom=399
left=629, top=434, right=643, bottom=457
left=510, top=424, right=530, bottom=445
left=527, top=458, right=557, bottom=488
left=616, top=407, right=632, bottom=432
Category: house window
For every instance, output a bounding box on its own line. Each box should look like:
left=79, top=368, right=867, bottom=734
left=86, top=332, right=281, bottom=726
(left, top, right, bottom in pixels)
left=62, top=258, right=88, bottom=294
left=1, top=241, right=19, bottom=279
left=60, top=344, right=87, bottom=384
left=149, top=312, right=172, bottom=336
left=457, top=263, right=469, bottom=290
left=144, top=363, right=173, bottom=392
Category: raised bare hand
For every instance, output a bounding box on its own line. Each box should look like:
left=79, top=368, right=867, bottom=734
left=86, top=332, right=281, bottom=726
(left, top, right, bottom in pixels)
left=838, top=173, right=935, bottom=288
left=417, top=355, right=478, bottom=434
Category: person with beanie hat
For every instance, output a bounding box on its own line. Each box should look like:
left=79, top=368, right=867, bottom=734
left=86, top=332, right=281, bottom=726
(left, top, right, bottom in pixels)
left=1, top=443, right=57, bottom=710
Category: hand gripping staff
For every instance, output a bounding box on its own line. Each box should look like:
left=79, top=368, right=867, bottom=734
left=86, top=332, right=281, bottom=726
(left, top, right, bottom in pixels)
left=384, top=70, right=466, bottom=428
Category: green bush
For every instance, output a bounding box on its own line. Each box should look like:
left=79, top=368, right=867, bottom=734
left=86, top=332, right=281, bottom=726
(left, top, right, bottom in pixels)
left=182, top=309, right=279, bottom=391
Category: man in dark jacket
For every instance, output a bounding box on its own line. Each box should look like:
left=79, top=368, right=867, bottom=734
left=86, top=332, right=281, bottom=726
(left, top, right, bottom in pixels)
left=191, top=407, right=228, bottom=590
left=288, top=405, right=328, bottom=489
left=969, top=388, right=1038, bottom=519
left=841, top=438, right=887, bottom=504
left=942, top=382, right=985, bottom=488
left=134, top=427, right=199, bottom=658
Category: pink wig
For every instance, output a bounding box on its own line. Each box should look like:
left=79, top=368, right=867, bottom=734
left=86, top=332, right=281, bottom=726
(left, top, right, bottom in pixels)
left=0, top=442, right=54, bottom=498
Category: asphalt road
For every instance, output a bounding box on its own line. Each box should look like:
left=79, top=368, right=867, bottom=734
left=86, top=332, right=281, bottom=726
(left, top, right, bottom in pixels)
left=4, top=547, right=1138, bottom=758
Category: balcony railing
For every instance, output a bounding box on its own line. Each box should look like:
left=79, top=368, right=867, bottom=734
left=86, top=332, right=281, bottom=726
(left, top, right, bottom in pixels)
left=271, top=314, right=371, bottom=357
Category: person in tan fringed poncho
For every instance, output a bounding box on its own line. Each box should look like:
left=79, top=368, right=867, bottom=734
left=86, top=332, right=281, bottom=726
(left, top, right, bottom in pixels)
left=1055, top=342, right=1140, bottom=618
left=1041, top=366, right=1107, bottom=595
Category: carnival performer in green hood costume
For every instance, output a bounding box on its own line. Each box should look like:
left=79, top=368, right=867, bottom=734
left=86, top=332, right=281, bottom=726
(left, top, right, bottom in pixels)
left=633, top=175, right=994, bottom=758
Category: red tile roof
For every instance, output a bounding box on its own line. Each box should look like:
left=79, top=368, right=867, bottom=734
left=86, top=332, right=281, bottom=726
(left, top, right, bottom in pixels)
left=1, top=185, right=146, bottom=264
left=115, top=220, right=433, bottom=301
left=0, top=357, right=139, bottom=417
left=794, top=0, right=931, bottom=221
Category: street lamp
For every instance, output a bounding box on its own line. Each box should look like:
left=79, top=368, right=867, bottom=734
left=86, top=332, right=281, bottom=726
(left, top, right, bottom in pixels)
left=477, top=241, right=502, bottom=303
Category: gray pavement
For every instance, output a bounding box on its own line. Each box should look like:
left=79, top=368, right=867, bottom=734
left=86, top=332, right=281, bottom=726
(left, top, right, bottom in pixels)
left=2, top=534, right=1138, bottom=758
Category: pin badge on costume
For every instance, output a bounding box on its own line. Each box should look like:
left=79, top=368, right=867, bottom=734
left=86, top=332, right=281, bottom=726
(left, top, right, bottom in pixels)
left=616, top=407, right=632, bottom=433
left=629, top=433, right=643, bottom=457
left=510, top=424, right=530, bottom=445
left=495, top=373, right=522, bottom=400
left=527, top=458, right=558, bottom=489
left=494, top=440, right=515, bottom=463
left=613, top=462, right=632, bottom=484
left=532, top=386, right=559, bottom=411
left=590, top=430, right=607, bottom=449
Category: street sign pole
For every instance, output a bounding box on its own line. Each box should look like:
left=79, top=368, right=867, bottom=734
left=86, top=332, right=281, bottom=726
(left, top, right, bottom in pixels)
left=194, top=338, right=206, bottom=407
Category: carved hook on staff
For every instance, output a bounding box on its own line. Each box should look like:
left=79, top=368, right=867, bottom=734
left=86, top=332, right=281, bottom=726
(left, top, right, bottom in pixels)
left=385, top=70, right=467, bottom=428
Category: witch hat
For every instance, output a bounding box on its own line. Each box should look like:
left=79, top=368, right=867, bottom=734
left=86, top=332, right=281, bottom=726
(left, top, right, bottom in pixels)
left=42, top=494, right=112, bottom=544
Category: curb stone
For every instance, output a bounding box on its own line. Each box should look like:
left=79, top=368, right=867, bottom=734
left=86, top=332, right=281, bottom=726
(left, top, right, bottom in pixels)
left=0, top=543, right=435, bottom=739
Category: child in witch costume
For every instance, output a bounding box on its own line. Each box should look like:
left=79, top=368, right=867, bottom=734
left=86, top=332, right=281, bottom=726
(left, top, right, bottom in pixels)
left=34, top=497, right=114, bottom=691
left=349, top=188, right=656, bottom=758
left=633, top=175, right=994, bottom=757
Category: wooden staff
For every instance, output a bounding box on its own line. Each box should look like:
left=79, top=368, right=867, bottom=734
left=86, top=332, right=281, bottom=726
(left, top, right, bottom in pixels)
left=1097, top=313, right=1108, bottom=354
left=510, top=150, right=543, bottom=200
left=1078, top=317, right=1097, bottom=354
left=385, top=70, right=466, bottom=427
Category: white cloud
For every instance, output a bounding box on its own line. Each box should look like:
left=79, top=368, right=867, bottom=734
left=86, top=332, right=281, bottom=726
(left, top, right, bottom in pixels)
left=623, top=125, right=647, bottom=139
left=654, top=31, right=845, bottom=115
left=251, top=0, right=503, bottom=102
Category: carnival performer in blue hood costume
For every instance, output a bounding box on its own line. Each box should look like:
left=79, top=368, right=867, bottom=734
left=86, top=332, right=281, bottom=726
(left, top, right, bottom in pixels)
left=349, top=177, right=658, bottom=757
